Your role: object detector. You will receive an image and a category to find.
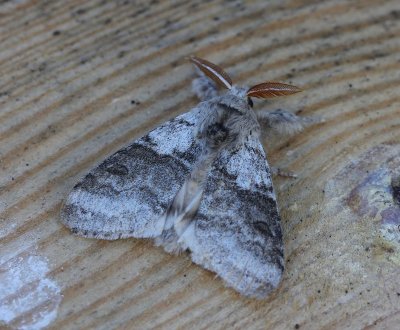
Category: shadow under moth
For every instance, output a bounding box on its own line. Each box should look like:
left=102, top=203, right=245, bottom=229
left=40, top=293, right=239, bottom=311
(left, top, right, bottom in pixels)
left=61, top=57, right=310, bottom=299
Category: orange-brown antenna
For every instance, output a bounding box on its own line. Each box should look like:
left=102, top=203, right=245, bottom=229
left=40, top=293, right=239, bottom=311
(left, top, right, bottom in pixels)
left=189, top=56, right=232, bottom=90
left=247, top=82, right=302, bottom=98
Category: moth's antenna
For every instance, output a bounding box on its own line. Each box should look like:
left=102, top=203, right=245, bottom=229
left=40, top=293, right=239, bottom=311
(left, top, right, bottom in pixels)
left=247, top=82, right=302, bottom=98
left=189, top=56, right=233, bottom=90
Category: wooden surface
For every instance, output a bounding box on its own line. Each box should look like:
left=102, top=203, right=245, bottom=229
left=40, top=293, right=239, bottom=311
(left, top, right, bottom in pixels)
left=1, top=0, right=400, bottom=329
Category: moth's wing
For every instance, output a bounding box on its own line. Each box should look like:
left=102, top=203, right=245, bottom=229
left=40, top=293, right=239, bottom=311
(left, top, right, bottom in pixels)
left=61, top=108, right=204, bottom=240
left=180, top=134, right=284, bottom=299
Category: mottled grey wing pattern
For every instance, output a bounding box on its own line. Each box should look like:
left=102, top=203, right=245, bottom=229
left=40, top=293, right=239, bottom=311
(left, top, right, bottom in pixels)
left=61, top=108, right=204, bottom=239
left=181, top=133, right=284, bottom=299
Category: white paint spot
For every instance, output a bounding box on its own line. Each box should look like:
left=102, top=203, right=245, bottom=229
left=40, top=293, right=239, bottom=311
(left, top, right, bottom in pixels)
left=0, top=253, right=62, bottom=330
left=0, top=220, right=17, bottom=240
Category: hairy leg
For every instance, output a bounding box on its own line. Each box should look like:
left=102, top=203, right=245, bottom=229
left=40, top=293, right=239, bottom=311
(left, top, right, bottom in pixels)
left=257, top=109, right=322, bottom=138
left=270, top=166, right=297, bottom=178
left=258, top=109, right=323, bottom=178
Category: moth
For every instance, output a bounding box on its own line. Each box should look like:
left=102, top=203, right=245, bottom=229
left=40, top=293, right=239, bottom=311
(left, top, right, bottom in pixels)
left=61, top=56, right=309, bottom=299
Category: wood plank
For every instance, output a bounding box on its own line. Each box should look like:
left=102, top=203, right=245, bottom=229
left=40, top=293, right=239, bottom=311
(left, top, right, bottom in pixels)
left=1, top=0, right=399, bottom=329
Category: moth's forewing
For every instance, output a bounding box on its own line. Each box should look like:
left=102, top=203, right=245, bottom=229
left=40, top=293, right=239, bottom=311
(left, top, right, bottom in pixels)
left=61, top=108, right=205, bottom=239
left=180, top=134, right=284, bottom=299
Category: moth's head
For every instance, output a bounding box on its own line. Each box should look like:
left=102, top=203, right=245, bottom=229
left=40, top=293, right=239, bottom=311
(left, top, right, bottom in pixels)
left=189, top=56, right=302, bottom=111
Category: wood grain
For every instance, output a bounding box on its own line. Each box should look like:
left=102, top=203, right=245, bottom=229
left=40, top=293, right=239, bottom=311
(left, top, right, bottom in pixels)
left=1, top=0, right=400, bottom=329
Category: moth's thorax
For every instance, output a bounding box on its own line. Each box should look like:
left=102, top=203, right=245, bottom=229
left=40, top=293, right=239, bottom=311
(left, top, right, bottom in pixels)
left=196, top=86, right=260, bottom=150
left=219, top=85, right=249, bottom=114
left=229, top=85, right=248, bottom=98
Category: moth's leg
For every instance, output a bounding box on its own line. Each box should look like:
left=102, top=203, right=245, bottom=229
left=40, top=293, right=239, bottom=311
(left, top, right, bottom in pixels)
left=270, top=167, right=297, bottom=178
left=260, top=109, right=323, bottom=179
left=257, top=109, right=322, bottom=138
left=192, top=67, right=219, bottom=101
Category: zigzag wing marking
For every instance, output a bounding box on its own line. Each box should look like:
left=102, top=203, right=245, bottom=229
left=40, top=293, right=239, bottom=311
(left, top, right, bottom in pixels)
left=180, top=133, right=284, bottom=298
left=61, top=107, right=205, bottom=240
